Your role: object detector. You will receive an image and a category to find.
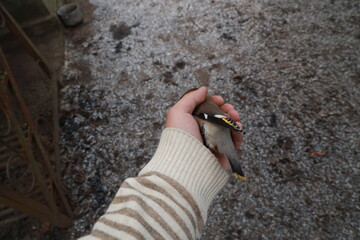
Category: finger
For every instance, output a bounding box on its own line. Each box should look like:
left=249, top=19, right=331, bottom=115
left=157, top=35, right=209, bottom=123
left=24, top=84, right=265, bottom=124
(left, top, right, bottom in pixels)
left=236, top=121, right=243, bottom=130
left=227, top=109, right=240, bottom=122
left=231, top=122, right=243, bottom=150
left=214, top=153, right=231, bottom=171
left=220, top=104, right=234, bottom=114
left=210, top=95, right=224, bottom=106
left=174, top=86, right=207, bottom=113
left=232, top=130, right=243, bottom=150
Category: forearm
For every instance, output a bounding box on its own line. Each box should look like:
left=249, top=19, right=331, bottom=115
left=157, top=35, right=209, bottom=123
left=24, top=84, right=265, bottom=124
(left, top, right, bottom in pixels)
left=80, top=128, right=229, bottom=240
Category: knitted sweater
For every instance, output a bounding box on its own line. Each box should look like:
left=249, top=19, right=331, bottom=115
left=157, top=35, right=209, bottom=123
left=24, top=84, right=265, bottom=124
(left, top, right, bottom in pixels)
left=80, top=128, right=229, bottom=240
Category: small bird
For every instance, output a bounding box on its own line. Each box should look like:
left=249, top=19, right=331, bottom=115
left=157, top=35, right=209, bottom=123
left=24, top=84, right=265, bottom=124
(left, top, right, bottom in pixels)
left=183, top=88, right=247, bottom=182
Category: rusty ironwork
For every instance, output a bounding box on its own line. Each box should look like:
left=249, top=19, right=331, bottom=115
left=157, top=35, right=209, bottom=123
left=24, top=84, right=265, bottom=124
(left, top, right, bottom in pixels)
left=0, top=3, right=72, bottom=228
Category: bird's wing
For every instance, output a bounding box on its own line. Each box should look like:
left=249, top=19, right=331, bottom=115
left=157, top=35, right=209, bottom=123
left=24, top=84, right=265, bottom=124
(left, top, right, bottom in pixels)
left=195, top=113, right=245, bottom=134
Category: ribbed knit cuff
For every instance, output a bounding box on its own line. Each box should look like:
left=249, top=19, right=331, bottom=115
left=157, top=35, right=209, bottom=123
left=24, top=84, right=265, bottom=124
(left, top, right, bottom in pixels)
left=139, top=128, right=229, bottom=217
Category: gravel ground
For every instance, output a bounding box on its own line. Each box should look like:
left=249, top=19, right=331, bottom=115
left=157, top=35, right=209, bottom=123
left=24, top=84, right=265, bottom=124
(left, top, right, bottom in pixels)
left=58, top=0, right=360, bottom=239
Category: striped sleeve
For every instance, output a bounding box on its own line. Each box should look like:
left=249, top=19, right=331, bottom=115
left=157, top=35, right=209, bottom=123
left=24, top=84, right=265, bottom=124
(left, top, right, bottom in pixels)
left=80, top=128, right=229, bottom=240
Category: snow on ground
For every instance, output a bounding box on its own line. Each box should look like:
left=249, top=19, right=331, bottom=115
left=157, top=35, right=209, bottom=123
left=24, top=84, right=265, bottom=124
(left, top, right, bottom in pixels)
left=59, top=0, right=360, bottom=239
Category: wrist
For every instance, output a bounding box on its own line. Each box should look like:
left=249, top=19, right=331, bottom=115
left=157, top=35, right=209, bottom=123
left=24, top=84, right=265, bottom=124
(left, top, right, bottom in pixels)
left=139, top=128, right=229, bottom=218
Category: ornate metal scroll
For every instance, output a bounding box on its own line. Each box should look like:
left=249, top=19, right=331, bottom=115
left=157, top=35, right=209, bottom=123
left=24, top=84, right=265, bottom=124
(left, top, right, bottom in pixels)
left=0, top=3, right=72, bottom=228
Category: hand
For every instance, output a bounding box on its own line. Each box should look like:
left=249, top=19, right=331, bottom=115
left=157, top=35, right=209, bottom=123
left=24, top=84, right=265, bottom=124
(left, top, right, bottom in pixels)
left=165, top=87, right=243, bottom=170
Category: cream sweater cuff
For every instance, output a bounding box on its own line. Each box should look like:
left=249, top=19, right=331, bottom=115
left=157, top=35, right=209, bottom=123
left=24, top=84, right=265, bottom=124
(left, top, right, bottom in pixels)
left=139, top=128, right=229, bottom=217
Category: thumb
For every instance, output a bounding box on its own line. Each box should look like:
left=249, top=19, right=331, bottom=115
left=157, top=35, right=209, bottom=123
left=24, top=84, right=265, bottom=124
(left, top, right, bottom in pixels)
left=174, top=87, right=207, bottom=113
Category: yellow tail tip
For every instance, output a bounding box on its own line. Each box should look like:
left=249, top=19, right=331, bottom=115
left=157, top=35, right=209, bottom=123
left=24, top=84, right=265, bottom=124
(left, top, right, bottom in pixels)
left=233, top=173, right=247, bottom=182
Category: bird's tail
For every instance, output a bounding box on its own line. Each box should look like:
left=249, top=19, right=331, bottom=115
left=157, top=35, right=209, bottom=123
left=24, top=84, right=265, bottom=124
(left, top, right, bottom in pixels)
left=228, top=157, right=247, bottom=182
left=217, top=135, right=247, bottom=182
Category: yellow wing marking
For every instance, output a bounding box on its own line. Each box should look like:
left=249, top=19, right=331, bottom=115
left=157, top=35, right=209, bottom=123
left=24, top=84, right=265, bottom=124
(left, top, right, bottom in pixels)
left=221, top=117, right=239, bottom=129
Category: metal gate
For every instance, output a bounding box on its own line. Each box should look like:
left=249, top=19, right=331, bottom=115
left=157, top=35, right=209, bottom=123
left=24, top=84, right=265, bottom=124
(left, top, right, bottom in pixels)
left=0, top=3, right=72, bottom=228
